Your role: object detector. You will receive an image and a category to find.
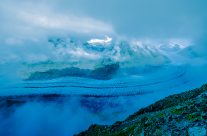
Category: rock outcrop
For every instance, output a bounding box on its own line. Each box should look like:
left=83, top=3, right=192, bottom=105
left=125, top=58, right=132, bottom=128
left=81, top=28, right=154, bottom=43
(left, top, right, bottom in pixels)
left=77, top=84, right=207, bottom=136
left=26, top=63, right=119, bottom=80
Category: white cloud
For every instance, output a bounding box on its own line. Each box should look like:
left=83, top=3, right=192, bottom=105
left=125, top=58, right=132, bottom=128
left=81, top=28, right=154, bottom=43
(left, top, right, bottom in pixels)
left=18, top=11, right=114, bottom=35
left=0, top=1, right=114, bottom=39
left=0, top=0, right=115, bottom=64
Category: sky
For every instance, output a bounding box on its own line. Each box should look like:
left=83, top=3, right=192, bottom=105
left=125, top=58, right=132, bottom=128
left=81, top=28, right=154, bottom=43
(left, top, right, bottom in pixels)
left=0, top=0, right=207, bottom=63
left=0, top=0, right=207, bottom=38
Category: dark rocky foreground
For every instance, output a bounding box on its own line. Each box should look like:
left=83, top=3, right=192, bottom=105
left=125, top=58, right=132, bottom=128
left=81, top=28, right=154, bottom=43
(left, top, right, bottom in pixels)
left=77, top=84, right=207, bottom=136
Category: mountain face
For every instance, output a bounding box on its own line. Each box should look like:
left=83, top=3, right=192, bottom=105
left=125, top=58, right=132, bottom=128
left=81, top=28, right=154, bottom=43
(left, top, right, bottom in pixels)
left=15, top=36, right=174, bottom=83
left=77, top=84, right=207, bottom=136
left=22, top=37, right=191, bottom=81
left=1, top=36, right=196, bottom=83
left=46, top=37, right=171, bottom=68
left=26, top=63, right=120, bottom=80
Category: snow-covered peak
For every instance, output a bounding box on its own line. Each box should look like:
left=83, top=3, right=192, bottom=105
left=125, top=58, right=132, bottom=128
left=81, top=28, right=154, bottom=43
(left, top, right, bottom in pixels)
left=87, top=35, right=112, bottom=45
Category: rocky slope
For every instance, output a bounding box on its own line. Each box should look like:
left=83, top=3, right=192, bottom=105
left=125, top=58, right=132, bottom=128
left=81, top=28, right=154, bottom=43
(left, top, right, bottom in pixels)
left=77, top=84, right=207, bottom=136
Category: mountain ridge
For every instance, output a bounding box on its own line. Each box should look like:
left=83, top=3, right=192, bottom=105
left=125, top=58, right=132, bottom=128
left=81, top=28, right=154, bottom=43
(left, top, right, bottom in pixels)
left=77, top=83, right=207, bottom=136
